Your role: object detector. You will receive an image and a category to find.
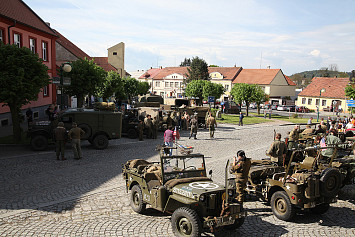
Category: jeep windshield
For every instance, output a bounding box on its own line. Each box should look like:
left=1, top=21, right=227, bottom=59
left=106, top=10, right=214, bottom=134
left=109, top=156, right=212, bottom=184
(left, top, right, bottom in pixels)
left=161, top=154, right=207, bottom=183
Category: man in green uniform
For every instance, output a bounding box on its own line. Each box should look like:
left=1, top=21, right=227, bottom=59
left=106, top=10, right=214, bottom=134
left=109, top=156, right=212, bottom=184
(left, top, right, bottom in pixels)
left=68, top=122, right=85, bottom=160
left=144, top=114, right=153, bottom=139
left=321, top=129, right=344, bottom=158
left=301, top=125, right=314, bottom=135
left=137, top=120, right=144, bottom=141
left=54, top=122, right=67, bottom=160
left=230, top=150, right=251, bottom=203
left=267, top=133, right=287, bottom=166
left=288, top=125, right=299, bottom=149
left=206, top=114, right=217, bottom=138
left=152, top=116, right=158, bottom=139
left=189, top=115, right=198, bottom=139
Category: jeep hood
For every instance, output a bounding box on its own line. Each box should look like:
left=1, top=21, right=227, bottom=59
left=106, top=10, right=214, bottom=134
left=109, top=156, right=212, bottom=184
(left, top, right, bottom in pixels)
left=171, top=180, right=225, bottom=198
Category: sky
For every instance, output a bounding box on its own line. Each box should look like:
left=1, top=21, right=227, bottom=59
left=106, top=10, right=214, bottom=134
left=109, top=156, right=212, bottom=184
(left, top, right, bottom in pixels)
left=23, top=0, right=355, bottom=75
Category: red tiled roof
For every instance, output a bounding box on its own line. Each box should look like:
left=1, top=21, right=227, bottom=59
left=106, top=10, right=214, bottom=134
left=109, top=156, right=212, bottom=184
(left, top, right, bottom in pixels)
left=54, top=29, right=90, bottom=60
left=232, top=69, right=281, bottom=84
left=0, top=0, right=56, bottom=36
left=92, top=57, right=117, bottom=72
left=298, top=77, right=349, bottom=99
left=285, top=75, right=296, bottom=86
left=154, top=67, right=189, bottom=79
left=139, top=68, right=162, bottom=79
left=209, top=67, right=242, bottom=80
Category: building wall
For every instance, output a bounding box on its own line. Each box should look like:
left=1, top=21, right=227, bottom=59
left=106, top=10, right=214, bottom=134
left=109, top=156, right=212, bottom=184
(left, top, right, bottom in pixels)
left=108, top=42, right=124, bottom=76
left=55, top=41, right=79, bottom=62
left=0, top=17, right=57, bottom=124
left=296, top=96, right=348, bottom=112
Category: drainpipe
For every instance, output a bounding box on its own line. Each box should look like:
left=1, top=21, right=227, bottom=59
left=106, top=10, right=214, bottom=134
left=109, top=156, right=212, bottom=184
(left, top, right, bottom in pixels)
left=7, top=20, right=17, bottom=44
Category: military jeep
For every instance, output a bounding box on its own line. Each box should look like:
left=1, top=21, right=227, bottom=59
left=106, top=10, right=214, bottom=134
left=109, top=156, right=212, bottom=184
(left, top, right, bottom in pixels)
left=246, top=150, right=341, bottom=221
left=28, top=109, right=122, bottom=151
left=122, top=150, right=246, bottom=237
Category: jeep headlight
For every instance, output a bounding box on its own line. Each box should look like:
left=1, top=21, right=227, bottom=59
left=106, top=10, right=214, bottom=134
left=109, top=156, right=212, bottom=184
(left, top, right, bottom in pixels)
left=199, top=194, right=206, bottom=202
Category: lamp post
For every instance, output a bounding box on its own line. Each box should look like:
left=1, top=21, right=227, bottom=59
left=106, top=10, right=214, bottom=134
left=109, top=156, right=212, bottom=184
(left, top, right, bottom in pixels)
left=317, top=88, right=325, bottom=122
left=59, top=63, right=72, bottom=110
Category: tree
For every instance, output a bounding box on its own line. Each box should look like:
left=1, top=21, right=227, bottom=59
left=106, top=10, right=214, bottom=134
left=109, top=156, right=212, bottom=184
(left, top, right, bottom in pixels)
left=186, top=56, right=209, bottom=83
left=137, top=81, right=150, bottom=96
left=230, top=83, right=255, bottom=116
left=122, top=77, right=139, bottom=103
left=0, top=43, right=50, bottom=142
left=202, top=81, right=225, bottom=101
left=250, top=85, right=268, bottom=114
left=345, top=85, right=355, bottom=100
left=64, top=58, right=106, bottom=108
left=98, top=71, right=123, bottom=102
left=180, top=58, right=191, bottom=67
left=185, top=80, right=206, bottom=105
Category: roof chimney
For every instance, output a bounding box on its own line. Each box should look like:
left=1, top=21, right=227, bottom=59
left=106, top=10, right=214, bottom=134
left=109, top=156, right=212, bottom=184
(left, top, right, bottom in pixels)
left=267, top=66, right=271, bottom=69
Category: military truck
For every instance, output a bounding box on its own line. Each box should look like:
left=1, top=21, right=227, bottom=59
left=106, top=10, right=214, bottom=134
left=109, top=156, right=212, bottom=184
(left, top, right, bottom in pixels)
left=122, top=150, right=247, bottom=236
left=28, top=109, right=122, bottom=150
left=246, top=150, right=341, bottom=221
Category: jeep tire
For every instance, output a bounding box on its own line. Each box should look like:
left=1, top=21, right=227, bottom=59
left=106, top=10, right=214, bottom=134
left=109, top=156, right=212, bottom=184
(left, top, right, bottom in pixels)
left=171, top=207, right=201, bottom=237
left=92, top=134, right=109, bottom=150
left=130, top=185, right=146, bottom=214
left=310, top=203, right=330, bottom=215
left=271, top=191, right=295, bottom=221
left=127, top=128, right=138, bottom=139
left=31, top=135, right=48, bottom=151
left=320, top=168, right=342, bottom=198
left=78, top=123, right=91, bottom=140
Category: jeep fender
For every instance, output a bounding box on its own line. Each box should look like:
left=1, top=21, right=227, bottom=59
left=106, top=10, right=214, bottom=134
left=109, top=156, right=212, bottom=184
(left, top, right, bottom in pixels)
left=163, top=194, right=198, bottom=213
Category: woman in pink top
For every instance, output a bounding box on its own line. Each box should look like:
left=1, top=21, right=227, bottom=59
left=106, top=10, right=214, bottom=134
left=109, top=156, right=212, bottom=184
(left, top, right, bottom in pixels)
left=164, top=126, right=175, bottom=156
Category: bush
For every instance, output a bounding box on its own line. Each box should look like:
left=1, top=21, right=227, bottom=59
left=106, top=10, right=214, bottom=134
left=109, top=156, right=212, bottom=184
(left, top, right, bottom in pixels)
left=292, top=114, right=298, bottom=119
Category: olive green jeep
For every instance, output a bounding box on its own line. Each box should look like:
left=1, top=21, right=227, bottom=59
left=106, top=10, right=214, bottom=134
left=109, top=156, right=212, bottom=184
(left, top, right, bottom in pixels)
left=122, top=150, right=246, bottom=237
left=246, top=150, right=341, bottom=221
left=28, top=109, right=122, bottom=151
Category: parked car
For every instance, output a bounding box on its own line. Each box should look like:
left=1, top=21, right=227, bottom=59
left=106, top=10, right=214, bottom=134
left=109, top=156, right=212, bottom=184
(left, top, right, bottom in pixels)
left=276, top=105, right=287, bottom=111
left=271, top=104, right=278, bottom=110
left=296, top=106, right=310, bottom=113
left=287, top=105, right=296, bottom=112
left=249, top=103, right=257, bottom=109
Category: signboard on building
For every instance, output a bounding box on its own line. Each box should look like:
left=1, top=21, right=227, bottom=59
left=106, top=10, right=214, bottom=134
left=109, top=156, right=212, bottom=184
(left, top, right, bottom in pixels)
left=208, top=96, right=215, bottom=103
left=346, top=99, right=355, bottom=107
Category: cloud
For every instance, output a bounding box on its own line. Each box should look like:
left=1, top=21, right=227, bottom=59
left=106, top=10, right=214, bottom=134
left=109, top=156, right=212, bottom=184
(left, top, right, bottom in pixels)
left=309, top=50, right=320, bottom=57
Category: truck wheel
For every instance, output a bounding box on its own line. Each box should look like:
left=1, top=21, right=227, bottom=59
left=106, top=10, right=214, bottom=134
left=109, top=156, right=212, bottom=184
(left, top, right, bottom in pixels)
left=130, top=185, right=146, bottom=214
left=320, top=168, right=342, bottom=198
left=31, top=135, right=48, bottom=151
left=127, top=129, right=138, bottom=139
left=224, top=217, right=245, bottom=230
left=78, top=124, right=91, bottom=140
left=92, top=134, right=109, bottom=150
left=171, top=207, right=201, bottom=237
left=271, top=191, right=295, bottom=221
left=310, top=203, right=330, bottom=215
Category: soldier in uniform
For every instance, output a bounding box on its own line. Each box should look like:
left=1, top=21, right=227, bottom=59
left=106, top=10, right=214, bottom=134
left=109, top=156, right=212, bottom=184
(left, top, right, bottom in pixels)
left=321, top=129, right=344, bottom=158
left=137, top=120, right=144, bottom=141
left=288, top=125, right=299, bottom=149
left=54, top=122, right=67, bottom=160
left=189, top=115, right=198, bottom=139
left=230, top=150, right=251, bottom=203
left=152, top=116, right=158, bottom=139
left=68, top=122, right=85, bottom=160
left=267, top=133, right=287, bottom=166
left=206, top=114, right=217, bottom=138
left=301, top=125, right=314, bottom=135
left=144, top=114, right=153, bottom=139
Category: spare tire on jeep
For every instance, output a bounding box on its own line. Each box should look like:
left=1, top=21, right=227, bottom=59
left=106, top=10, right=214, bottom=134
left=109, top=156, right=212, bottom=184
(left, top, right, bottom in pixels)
left=320, top=168, right=342, bottom=198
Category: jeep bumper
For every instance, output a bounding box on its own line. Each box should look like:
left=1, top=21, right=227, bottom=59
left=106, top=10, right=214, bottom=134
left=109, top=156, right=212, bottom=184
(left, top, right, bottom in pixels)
left=203, top=211, right=247, bottom=228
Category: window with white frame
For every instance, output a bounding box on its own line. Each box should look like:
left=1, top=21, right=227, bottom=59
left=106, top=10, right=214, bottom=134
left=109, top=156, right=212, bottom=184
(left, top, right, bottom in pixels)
left=42, top=41, right=48, bottom=61
left=225, top=85, right=229, bottom=91
left=308, top=98, right=312, bottom=105
left=175, top=82, right=179, bottom=88
left=322, top=100, right=326, bottom=106
left=160, top=92, right=164, bottom=97
left=302, top=98, right=306, bottom=104
left=0, top=29, right=3, bottom=42
left=43, top=85, right=49, bottom=97
left=29, top=38, right=36, bottom=53
left=14, top=33, right=21, bottom=47
left=165, top=82, right=169, bottom=87
left=170, top=82, right=173, bottom=87
left=316, top=99, right=320, bottom=106
left=155, top=81, right=160, bottom=87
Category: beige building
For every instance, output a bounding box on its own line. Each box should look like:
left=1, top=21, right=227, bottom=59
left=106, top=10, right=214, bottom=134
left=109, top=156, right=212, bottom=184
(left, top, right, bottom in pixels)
left=296, top=77, right=350, bottom=112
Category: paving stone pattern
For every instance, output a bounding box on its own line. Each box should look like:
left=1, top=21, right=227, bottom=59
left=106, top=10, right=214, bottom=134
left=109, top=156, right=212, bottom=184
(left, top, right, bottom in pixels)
left=0, top=121, right=354, bottom=236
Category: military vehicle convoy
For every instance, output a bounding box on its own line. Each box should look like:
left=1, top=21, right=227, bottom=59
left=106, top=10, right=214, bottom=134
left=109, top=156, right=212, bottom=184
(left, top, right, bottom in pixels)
left=122, top=150, right=246, bottom=237
left=28, top=109, right=122, bottom=150
left=246, top=149, right=343, bottom=221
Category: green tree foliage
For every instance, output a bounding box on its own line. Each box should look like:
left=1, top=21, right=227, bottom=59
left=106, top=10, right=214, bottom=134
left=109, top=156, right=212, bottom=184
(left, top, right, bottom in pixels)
left=250, top=85, right=268, bottom=114
left=186, top=56, right=209, bottom=83
left=98, top=71, right=123, bottom=101
left=230, top=83, right=254, bottom=116
left=209, top=65, right=219, bottom=67
left=137, top=81, right=150, bottom=96
left=202, top=81, right=225, bottom=100
left=345, top=85, right=355, bottom=100
left=0, top=43, right=50, bottom=141
left=180, top=58, right=191, bottom=67
left=185, top=80, right=206, bottom=105
left=64, top=58, right=106, bottom=107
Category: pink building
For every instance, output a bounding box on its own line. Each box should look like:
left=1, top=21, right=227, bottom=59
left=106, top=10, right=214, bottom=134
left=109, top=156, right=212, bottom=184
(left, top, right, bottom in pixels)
left=0, top=0, right=58, bottom=125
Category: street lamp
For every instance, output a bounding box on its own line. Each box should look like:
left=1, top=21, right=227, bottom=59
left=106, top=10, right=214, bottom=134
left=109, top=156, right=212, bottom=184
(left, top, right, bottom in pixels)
left=60, top=63, right=72, bottom=110
left=317, top=88, right=325, bottom=122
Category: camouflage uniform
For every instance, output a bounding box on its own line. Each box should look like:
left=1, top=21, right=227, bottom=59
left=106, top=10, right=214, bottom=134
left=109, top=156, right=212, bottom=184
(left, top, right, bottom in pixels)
left=230, top=158, right=251, bottom=202
left=267, top=138, right=287, bottom=166
left=54, top=123, right=67, bottom=160
left=321, top=134, right=343, bottom=158
left=189, top=117, right=198, bottom=139
left=288, top=128, right=299, bottom=149
left=144, top=116, right=153, bottom=139
left=137, top=121, right=144, bottom=141
left=152, top=117, right=158, bottom=139
left=68, top=125, right=85, bottom=160
left=206, top=116, right=217, bottom=138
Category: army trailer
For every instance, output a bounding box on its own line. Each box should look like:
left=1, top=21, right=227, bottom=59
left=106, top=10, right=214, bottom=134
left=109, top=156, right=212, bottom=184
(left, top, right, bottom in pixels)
left=246, top=150, right=341, bottom=221
left=28, top=109, right=122, bottom=150
left=122, top=151, right=246, bottom=237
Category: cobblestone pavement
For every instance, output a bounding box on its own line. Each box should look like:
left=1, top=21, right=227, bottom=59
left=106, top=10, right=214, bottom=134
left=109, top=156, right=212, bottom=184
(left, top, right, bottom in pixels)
left=0, top=121, right=354, bottom=236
